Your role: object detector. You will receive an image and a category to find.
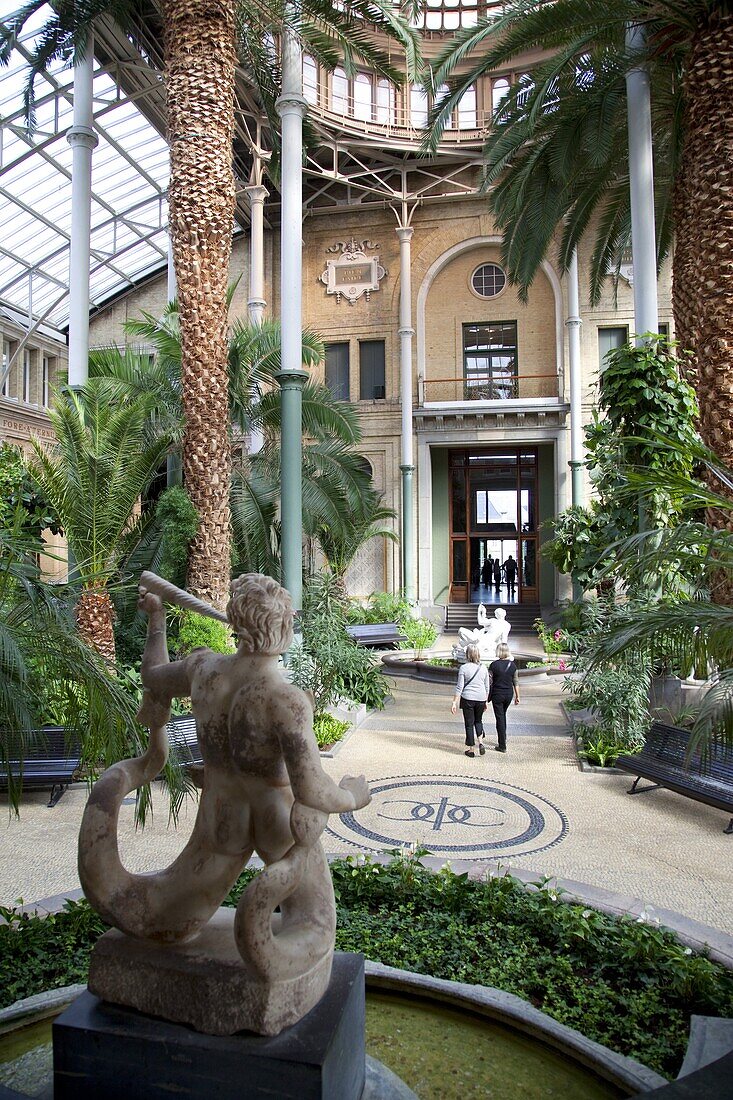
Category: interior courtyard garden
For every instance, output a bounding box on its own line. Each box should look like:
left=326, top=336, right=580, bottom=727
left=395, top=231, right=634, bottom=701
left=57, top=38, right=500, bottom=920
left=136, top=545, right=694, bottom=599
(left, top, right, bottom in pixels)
left=1, top=0, right=733, bottom=1097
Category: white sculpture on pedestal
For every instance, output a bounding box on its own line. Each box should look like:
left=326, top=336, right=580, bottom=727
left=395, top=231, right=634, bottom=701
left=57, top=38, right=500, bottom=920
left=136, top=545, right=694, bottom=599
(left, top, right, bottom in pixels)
left=452, top=605, right=511, bottom=663
left=77, top=571, right=370, bottom=1037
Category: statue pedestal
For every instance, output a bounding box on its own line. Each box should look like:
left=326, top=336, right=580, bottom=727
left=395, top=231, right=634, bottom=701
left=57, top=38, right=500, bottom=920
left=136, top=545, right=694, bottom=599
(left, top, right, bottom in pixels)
left=53, top=952, right=366, bottom=1100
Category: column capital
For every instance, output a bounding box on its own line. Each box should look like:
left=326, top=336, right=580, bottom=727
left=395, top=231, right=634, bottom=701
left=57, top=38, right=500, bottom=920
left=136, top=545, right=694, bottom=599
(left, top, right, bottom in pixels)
left=398, top=326, right=415, bottom=338
left=245, top=183, right=269, bottom=204
left=396, top=226, right=414, bottom=243
left=67, top=125, right=98, bottom=151
left=275, top=368, right=308, bottom=389
left=276, top=93, right=307, bottom=119
left=565, top=316, right=582, bottom=328
left=399, top=464, right=415, bottom=474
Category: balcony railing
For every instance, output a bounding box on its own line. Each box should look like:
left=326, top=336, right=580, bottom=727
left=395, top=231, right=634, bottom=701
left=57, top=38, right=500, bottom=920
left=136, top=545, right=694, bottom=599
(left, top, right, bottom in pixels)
left=419, top=373, right=560, bottom=405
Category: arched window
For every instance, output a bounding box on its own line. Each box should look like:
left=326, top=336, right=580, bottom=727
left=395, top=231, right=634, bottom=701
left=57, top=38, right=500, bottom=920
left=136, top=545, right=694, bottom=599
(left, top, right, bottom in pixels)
left=411, top=85, right=428, bottom=129
left=376, top=79, right=395, bottom=125
left=354, top=73, right=372, bottom=121
left=303, top=56, right=318, bottom=106
left=457, top=84, right=477, bottom=129
left=331, top=67, right=349, bottom=114
left=492, top=77, right=510, bottom=116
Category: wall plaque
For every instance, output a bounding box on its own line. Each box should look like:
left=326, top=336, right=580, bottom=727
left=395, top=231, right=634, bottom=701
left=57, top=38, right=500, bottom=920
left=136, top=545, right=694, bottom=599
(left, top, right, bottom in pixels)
left=319, top=238, right=387, bottom=305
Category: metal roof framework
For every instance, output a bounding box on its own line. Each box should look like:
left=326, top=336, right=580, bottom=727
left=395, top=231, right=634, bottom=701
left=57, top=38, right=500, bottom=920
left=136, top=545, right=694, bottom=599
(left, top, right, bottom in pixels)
left=0, top=2, right=487, bottom=342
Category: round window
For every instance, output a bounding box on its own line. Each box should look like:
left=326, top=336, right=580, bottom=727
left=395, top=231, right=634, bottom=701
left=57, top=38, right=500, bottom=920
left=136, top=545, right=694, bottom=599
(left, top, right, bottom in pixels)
left=471, top=263, right=506, bottom=299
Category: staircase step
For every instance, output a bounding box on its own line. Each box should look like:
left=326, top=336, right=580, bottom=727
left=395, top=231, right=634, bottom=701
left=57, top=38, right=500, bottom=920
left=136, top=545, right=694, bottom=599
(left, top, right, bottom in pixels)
left=444, top=603, right=541, bottom=633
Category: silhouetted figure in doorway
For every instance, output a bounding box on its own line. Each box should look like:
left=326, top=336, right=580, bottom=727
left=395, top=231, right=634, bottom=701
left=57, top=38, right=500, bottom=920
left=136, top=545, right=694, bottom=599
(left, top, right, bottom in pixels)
left=503, top=555, right=517, bottom=598
left=481, top=559, right=492, bottom=587
left=493, top=558, right=502, bottom=593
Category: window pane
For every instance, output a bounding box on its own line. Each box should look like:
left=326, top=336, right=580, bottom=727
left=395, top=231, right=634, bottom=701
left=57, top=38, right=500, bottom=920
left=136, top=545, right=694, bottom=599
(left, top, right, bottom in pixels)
left=359, top=340, right=385, bottom=400
left=492, top=78, right=510, bottom=115
left=463, top=322, right=518, bottom=397
left=325, top=342, right=350, bottom=400
left=451, top=467, right=466, bottom=532
left=376, top=80, right=395, bottom=125
left=452, top=539, right=467, bottom=583
left=353, top=74, right=372, bottom=121
left=331, top=68, right=348, bottom=114
left=303, top=56, right=318, bottom=106
left=457, top=85, right=477, bottom=129
left=411, top=85, right=428, bottom=128
left=598, top=326, right=628, bottom=369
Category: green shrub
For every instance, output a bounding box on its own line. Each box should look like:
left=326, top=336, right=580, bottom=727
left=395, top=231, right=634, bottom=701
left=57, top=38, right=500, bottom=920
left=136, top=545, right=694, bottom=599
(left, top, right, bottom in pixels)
left=403, top=617, right=438, bottom=659
left=5, top=859, right=731, bottom=1080
left=155, top=486, right=199, bottom=590
left=173, top=609, right=235, bottom=656
left=312, top=713, right=350, bottom=749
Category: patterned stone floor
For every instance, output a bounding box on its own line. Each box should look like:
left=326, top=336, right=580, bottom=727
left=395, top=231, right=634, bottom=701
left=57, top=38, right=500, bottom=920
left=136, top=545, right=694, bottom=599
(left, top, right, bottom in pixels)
left=2, top=649, right=732, bottom=936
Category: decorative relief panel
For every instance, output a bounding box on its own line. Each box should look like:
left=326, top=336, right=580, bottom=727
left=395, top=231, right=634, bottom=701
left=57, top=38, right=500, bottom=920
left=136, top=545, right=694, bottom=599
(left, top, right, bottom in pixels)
left=319, top=238, right=387, bottom=305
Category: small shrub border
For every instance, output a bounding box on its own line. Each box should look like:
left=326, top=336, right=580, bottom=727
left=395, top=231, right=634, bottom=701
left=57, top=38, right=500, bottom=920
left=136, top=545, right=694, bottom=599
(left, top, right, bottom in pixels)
left=2, top=856, right=731, bottom=1078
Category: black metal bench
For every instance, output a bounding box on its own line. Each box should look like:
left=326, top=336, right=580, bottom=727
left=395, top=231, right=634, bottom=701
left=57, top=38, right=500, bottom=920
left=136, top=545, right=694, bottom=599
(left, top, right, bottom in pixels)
left=345, top=623, right=408, bottom=649
left=0, top=726, right=82, bottom=807
left=616, top=721, right=733, bottom=834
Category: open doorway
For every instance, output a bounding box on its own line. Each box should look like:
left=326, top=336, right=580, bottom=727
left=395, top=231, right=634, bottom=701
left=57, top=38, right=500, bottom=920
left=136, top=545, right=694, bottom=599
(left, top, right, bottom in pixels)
left=471, top=538, right=519, bottom=604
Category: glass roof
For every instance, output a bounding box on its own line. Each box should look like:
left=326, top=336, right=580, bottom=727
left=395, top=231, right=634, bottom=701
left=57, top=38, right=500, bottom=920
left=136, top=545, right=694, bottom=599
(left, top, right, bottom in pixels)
left=0, top=3, right=170, bottom=334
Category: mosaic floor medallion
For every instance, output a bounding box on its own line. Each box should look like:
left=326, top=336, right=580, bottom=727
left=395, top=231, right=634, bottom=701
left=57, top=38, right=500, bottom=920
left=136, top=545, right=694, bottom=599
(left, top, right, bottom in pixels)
left=326, top=774, right=568, bottom=860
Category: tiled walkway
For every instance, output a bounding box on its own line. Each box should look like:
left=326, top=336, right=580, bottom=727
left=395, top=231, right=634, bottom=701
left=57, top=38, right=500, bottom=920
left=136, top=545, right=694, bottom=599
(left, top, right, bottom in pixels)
left=2, top=648, right=732, bottom=938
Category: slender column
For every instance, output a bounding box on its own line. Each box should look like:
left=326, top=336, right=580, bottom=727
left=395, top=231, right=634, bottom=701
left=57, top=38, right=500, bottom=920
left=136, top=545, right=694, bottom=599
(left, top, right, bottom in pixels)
left=66, top=41, right=98, bottom=387
left=245, top=183, right=268, bottom=325
left=397, top=225, right=415, bottom=603
left=566, top=249, right=584, bottom=509
left=625, top=23, right=659, bottom=341
left=276, top=18, right=306, bottom=611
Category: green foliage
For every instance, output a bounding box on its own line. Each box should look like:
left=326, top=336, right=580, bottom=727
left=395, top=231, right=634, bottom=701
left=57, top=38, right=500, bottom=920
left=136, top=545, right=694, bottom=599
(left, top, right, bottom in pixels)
left=173, top=610, right=235, bottom=656
left=347, top=592, right=437, bottom=658
left=155, top=487, right=199, bottom=590
left=402, top=616, right=438, bottom=659
left=289, top=573, right=391, bottom=714
left=0, top=523, right=144, bottom=812
left=578, top=732, right=622, bottom=768
left=533, top=618, right=567, bottom=655
left=312, top=713, right=350, bottom=749
left=5, top=860, right=733, bottom=1079
left=544, top=339, right=701, bottom=595
left=0, top=443, right=60, bottom=538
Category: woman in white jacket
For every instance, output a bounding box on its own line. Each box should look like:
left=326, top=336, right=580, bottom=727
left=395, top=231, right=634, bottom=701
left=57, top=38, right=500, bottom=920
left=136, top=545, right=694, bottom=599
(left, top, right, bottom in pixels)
left=450, top=644, right=490, bottom=757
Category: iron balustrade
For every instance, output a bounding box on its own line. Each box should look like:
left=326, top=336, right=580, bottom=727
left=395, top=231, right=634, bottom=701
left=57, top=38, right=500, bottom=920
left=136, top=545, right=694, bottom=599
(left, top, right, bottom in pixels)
left=419, top=373, right=560, bottom=404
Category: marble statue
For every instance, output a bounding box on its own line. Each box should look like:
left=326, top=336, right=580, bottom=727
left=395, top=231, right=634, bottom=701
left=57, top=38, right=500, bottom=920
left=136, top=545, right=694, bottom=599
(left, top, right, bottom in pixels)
left=78, top=572, right=371, bottom=1037
left=452, top=605, right=511, bottom=663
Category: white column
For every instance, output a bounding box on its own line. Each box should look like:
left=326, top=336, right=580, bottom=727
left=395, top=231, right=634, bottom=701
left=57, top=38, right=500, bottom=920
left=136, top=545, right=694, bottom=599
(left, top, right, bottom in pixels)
left=66, top=41, right=98, bottom=387
left=276, top=17, right=306, bottom=612
left=397, top=225, right=415, bottom=602
left=566, top=249, right=584, bottom=508
left=626, top=23, right=659, bottom=341
left=245, top=183, right=268, bottom=325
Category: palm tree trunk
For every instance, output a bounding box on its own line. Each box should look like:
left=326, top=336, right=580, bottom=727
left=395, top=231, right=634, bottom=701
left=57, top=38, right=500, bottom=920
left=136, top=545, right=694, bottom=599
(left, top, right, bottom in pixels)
left=673, top=10, right=733, bottom=472
left=75, top=587, right=116, bottom=665
left=162, top=0, right=236, bottom=609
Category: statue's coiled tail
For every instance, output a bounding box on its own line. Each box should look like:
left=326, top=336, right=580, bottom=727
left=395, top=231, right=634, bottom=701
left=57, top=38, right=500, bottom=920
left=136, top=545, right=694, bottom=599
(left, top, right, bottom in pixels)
left=77, top=692, right=248, bottom=945
left=233, top=801, right=336, bottom=981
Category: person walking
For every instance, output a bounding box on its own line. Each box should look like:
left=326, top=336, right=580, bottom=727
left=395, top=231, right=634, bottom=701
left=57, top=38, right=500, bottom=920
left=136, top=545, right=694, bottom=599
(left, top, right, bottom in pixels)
left=502, top=554, right=518, bottom=599
left=451, top=643, right=490, bottom=758
left=489, top=642, right=520, bottom=753
left=492, top=558, right=502, bottom=594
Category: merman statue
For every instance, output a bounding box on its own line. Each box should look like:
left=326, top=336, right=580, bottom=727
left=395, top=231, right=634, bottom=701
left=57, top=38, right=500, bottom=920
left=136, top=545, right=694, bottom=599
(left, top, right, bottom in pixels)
left=77, top=571, right=370, bottom=1037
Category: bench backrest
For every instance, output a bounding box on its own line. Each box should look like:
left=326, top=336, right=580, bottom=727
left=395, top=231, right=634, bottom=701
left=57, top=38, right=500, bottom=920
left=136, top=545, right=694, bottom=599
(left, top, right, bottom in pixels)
left=346, top=623, right=402, bottom=638
left=0, top=726, right=82, bottom=784
left=645, top=722, right=733, bottom=784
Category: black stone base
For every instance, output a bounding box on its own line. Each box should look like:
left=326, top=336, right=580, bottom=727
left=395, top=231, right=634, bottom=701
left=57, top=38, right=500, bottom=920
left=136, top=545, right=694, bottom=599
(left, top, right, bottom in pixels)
left=53, top=953, right=365, bottom=1100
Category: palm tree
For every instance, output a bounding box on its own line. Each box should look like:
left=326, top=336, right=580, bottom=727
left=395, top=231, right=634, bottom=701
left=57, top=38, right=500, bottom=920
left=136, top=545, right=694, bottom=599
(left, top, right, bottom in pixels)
left=2, top=1, right=421, bottom=611
left=0, top=517, right=143, bottom=813
left=28, top=378, right=171, bottom=662
left=318, top=485, right=397, bottom=594
left=426, top=0, right=733, bottom=468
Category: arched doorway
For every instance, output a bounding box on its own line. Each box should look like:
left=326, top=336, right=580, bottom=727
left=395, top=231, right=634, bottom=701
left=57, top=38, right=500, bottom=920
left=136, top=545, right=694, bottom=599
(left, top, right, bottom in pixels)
left=448, top=447, right=538, bottom=604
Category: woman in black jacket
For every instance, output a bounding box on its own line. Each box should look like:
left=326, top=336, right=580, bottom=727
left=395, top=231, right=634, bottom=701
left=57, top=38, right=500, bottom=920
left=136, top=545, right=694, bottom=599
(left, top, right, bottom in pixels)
left=488, top=642, right=520, bottom=752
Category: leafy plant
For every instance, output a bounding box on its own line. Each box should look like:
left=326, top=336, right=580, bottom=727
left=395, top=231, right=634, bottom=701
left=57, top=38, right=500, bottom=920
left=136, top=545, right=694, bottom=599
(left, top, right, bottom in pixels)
left=533, top=618, right=566, bottom=655
left=155, top=487, right=199, bottom=590
left=579, top=733, right=622, bottom=768
left=312, top=713, right=350, bottom=750
left=403, top=617, right=438, bottom=659
left=172, top=609, right=234, bottom=656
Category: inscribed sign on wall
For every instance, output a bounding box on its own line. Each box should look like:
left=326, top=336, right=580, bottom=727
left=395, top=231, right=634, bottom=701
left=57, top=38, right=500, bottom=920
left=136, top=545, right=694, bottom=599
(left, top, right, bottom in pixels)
left=319, top=238, right=387, bottom=305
